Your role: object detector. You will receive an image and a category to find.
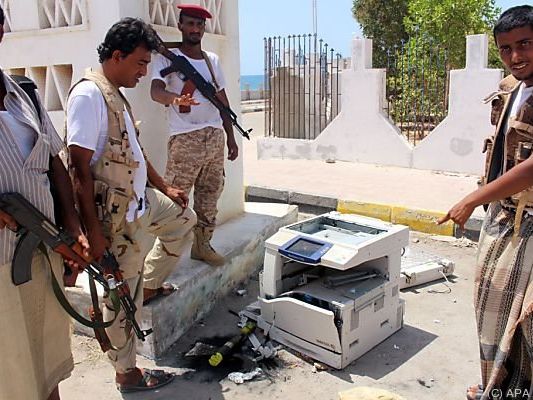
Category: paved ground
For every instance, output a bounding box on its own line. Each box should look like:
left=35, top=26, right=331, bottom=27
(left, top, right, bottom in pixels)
left=59, top=112, right=487, bottom=399
left=241, top=111, right=485, bottom=220
left=61, top=231, right=480, bottom=400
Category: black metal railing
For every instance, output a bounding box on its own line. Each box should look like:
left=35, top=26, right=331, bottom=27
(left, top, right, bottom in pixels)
left=379, top=38, right=450, bottom=144
left=264, top=34, right=342, bottom=139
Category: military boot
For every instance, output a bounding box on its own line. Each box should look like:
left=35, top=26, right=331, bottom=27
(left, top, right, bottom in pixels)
left=191, top=227, right=225, bottom=266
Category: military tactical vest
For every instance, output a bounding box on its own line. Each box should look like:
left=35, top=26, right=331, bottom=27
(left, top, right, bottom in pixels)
left=484, top=75, right=533, bottom=235
left=68, top=70, right=142, bottom=237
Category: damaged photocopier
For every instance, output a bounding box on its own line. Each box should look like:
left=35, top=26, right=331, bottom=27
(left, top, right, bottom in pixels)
left=242, top=212, right=410, bottom=369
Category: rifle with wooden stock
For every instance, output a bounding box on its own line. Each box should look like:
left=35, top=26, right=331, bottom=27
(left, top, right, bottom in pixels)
left=0, top=192, right=152, bottom=349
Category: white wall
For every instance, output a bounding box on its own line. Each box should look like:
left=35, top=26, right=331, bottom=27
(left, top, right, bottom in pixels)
left=412, top=35, right=503, bottom=175
left=257, top=37, right=412, bottom=166
left=0, top=0, right=244, bottom=224
left=258, top=34, right=503, bottom=176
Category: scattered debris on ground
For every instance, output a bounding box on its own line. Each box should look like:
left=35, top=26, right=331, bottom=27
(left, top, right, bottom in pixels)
left=227, top=368, right=264, bottom=384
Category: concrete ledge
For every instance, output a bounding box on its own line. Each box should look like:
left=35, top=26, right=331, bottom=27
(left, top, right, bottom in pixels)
left=246, top=185, right=484, bottom=238
left=67, top=202, right=298, bottom=358
left=246, top=185, right=289, bottom=202
left=246, top=186, right=338, bottom=214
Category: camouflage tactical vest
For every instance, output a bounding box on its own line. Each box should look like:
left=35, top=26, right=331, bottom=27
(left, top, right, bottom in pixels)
left=68, top=70, right=142, bottom=237
left=483, top=75, right=533, bottom=235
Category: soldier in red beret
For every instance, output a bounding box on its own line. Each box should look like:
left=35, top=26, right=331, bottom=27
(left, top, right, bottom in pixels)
left=151, top=4, right=239, bottom=267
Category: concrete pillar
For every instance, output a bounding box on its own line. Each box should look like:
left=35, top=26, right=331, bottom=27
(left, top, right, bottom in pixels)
left=412, top=34, right=503, bottom=174
left=351, top=37, right=372, bottom=71
left=217, top=0, right=245, bottom=221
left=466, top=34, right=489, bottom=70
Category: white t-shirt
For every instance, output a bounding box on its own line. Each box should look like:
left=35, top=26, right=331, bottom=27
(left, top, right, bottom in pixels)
left=66, top=80, right=147, bottom=222
left=0, top=111, right=36, bottom=160
left=151, top=49, right=225, bottom=135
left=509, top=82, right=533, bottom=120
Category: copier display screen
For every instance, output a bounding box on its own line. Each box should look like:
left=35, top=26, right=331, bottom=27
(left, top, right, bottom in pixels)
left=286, top=239, right=324, bottom=257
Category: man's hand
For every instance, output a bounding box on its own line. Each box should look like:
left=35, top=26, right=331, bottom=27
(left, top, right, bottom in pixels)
left=174, top=93, right=200, bottom=107
left=227, top=135, right=239, bottom=161
left=438, top=198, right=476, bottom=230
left=87, top=228, right=110, bottom=262
left=63, top=221, right=91, bottom=271
left=164, top=186, right=189, bottom=208
left=0, top=210, right=17, bottom=231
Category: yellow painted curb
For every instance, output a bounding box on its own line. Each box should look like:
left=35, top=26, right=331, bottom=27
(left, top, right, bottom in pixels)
left=337, top=200, right=392, bottom=222
left=391, top=206, right=454, bottom=236
left=338, top=200, right=454, bottom=236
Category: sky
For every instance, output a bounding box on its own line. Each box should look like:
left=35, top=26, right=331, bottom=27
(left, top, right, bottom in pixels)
left=238, top=0, right=529, bottom=76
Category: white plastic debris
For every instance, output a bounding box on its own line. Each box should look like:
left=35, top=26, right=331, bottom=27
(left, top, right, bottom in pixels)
left=227, top=368, right=263, bottom=384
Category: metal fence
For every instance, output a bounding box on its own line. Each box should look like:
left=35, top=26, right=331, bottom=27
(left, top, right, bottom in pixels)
left=380, top=39, right=450, bottom=144
left=264, top=34, right=342, bottom=139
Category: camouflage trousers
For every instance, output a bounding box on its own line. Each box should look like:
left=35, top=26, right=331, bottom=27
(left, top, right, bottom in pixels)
left=104, top=187, right=196, bottom=373
left=165, top=126, right=225, bottom=229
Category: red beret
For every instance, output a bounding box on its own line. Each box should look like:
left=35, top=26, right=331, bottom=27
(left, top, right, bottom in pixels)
left=177, top=4, right=212, bottom=20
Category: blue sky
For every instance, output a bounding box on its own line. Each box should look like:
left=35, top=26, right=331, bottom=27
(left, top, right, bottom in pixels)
left=239, top=0, right=528, bottom=75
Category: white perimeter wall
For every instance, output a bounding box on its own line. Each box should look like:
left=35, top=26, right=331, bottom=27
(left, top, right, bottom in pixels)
left=258, top=34, right=503, bottom=176
left=0, top=0, right=244, bottom=223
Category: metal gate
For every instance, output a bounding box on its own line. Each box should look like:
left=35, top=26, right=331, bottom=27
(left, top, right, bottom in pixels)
left=264, top=34, right=342, bottom=139
left=380, top=38, right=450, bottom=144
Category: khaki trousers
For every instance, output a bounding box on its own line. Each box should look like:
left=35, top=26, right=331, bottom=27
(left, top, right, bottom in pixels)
left=104, top=187, right=196, bottom=373
left=165, top=127, right=225, bottom=228
left=0, top=253, right=73, bottom=400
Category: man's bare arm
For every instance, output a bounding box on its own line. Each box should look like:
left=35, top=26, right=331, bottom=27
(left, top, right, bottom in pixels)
left=68, top=145, right=108, bottom=260
left=151, top=79, right=177, bottom=105
left=150, top=79, right=199, bottom=107
left=50, top=155, right=82, bottom=232
left=216, top=89, right=238, bottom=161
left=439, top=157, right=533, bottom=228
left=147, top=160, right=188, bottom=207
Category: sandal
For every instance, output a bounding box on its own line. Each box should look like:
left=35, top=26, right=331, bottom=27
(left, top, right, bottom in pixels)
left=466, top=384, right=484, bottom=400
left=143, top=283, right=177, bottom=306
left=117, top=368, right=175, bottom=393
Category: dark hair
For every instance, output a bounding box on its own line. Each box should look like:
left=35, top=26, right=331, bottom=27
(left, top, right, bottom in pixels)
left=0, top=6, right=5, bottom=26
left=493, top=5, right=533, bottom=41
left=97, top=17, right=159, bottom=63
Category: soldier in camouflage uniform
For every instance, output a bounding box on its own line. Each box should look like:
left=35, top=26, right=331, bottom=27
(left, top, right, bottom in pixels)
left=151, top=4, right=239, bottom=267
left=67, top=19, right=196, bottom=393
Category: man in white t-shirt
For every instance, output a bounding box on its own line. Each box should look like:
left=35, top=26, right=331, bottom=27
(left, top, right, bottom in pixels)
left=67, top=18, right=196, bottom=393
left=439, top=6, right=533, bottom=400
left=150, top=4, right=239, bottom=267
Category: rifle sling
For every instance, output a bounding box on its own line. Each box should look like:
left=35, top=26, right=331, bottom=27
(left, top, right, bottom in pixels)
left=38, top=243, right=120, bottom=330
left=202, top=51, right=220, bottom=91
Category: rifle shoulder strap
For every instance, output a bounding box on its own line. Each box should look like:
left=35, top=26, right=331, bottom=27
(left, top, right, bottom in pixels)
left=38, top=243, right=121, bottom=343
left=202, top=51, right=221, bottom=91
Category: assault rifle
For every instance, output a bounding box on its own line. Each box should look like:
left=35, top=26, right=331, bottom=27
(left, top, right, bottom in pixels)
left=0, top=192, right=152, bottom=343
left=155, top=37, right=252, bottom=140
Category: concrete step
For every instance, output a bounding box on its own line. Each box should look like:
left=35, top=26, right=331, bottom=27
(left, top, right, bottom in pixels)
left=66, top=202, right=298, bottom=358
